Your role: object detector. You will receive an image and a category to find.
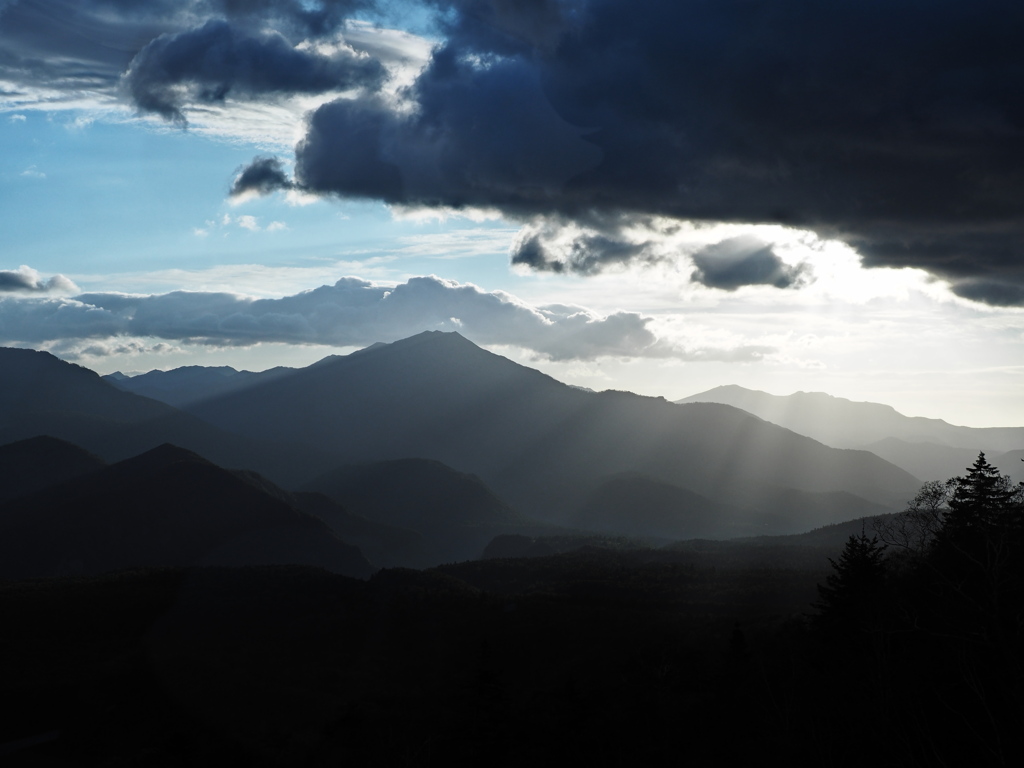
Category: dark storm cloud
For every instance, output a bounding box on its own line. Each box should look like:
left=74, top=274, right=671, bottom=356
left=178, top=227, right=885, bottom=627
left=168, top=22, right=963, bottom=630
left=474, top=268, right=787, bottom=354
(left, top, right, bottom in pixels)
left=9, top=1, right=1024, bottom=304
left=509, top=215, right=663, bottom=275
left=422, top=0, right=577, bottom=56
left=691, top=237, right=809, bottom=291
left=123, top=19, right=385, bottom=122
left=0, top=0, right=376, bottom=96
left=230, top=156, right=295, bottom=198
left=291, top=50, right=602, bottom=205
left=950, top=280, right=1024, bottom=308
left=230, top=0, right=1024, bottom=304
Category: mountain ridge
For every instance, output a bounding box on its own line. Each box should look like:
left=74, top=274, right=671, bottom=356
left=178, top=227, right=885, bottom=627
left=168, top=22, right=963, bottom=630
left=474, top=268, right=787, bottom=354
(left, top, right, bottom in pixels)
left=180, top=332, right=921, bottom=530
left=0, top=441, right=372, bottom=579
left=677, top=384, right=1024, bottom=452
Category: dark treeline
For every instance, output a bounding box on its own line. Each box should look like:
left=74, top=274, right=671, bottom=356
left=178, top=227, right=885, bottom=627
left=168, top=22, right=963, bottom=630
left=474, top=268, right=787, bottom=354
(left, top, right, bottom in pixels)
left=801, top=452, right=1024, bottom=766
left=2, top=454, right=1022, bottom=766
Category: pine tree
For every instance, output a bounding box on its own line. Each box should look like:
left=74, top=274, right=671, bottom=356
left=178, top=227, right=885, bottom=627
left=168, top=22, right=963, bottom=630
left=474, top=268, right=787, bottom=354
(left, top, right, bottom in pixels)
left=942, top=452, right=1018, bottom=542
left=814, top=529, right=888, bottom=630
left=927, top=453, right=1024, bottom=645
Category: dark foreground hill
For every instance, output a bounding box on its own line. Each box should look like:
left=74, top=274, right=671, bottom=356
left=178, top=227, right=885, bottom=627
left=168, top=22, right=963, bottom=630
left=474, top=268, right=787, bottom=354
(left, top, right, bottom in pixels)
left=2, top=553, right=1017, bottom=767
left=0, top=443, right=372, bottom=579
left=186, top=331, right=920, bottom=532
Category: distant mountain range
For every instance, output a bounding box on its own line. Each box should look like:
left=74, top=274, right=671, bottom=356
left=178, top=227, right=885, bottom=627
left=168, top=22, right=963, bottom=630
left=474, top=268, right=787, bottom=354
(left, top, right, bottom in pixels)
left=677, top=385, right=1024, bottom=481
left=2, top=332, right=970, bottom=574
left=105, top=364, right=298, bottom=409
left=0, top=346, right=336, bottom=487
left=0, top=436, right=560, bottom=573
left=180, top=333, right=918, bottom=524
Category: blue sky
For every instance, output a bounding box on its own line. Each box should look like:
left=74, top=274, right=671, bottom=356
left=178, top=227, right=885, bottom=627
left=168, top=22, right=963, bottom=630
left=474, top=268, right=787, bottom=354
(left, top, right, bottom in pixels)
left=2, top=1, right=1023, bottom=427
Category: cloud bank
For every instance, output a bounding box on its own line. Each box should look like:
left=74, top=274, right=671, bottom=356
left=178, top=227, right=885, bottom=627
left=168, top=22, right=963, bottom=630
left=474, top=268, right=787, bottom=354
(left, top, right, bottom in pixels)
left=7, top=1, right=1024, bottom=303
left=234, top=0, right=1024, bottom=305
left=0, top=275, right=766, bottom=362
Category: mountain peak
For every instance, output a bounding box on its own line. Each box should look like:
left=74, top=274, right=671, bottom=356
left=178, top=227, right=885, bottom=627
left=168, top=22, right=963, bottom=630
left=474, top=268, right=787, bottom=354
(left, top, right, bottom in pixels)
left=113, top=443, right=213, bottom=475
left=393, top=329, right=473, bottom=348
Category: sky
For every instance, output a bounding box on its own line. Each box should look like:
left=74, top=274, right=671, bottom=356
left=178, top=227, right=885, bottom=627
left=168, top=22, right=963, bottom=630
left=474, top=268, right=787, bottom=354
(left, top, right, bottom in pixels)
left=1, top=0, right=1023, bottom=428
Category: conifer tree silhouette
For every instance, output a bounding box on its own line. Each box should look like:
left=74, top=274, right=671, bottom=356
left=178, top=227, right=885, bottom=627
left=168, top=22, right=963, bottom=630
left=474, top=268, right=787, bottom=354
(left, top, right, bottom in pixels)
left=814, top=527, right=887, bottom=631
left=942, top=452, right=1018, bottom=542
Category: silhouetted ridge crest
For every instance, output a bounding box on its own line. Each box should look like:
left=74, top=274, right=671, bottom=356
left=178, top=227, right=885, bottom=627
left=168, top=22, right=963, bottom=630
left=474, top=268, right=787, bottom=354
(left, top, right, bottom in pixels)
left=111, top=442, right=214, bottom=473
left=0, top=345, right=338, bottom=486
left=0, top=443, right=372, bottom=579
left=0, top=435, right=106, bottom=502
left=181, top=332, right=921, bottom=531
left=677, top=384, right=1024, bottom=452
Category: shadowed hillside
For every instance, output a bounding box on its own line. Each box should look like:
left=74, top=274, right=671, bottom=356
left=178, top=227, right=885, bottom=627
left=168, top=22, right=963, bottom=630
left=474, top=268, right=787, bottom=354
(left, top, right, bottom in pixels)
left=0, top=443, right=372, bottom=579
left=0, top=435, right=106, bottom=502
left=303, top=457, right=547, bottom=564
left=570, top=472, right=741, bottom=539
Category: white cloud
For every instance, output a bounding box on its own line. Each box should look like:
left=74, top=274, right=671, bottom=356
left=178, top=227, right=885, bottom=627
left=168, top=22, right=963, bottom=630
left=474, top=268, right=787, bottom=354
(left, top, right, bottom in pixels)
left=42, top=337, right=181, bottom=362
left=19, top=165, right=45, bottom=179
left=0, top=265, right=78, bottom=294
left=0, top=275, right=760, bottom=362
left=391, top=227, right=519, bottom=260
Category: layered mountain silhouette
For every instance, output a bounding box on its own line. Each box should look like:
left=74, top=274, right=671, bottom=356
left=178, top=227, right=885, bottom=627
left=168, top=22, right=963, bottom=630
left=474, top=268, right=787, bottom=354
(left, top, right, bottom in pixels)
left=0, top=442, right=372, bottom=579
left=286, top=490, right=429, bottom=568
left=175, top=331, right=920, bottom=531
left=303, top=458, right=546, bottom=564
left=677, top=385, right=1024, bottom=481
left=0, top=347, right=334, bottom=486
left=570, top=472, right=741, bottom=539
left=105, top=364, right=296, bottom=409
left=1, top=334, right=927, bottom=548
